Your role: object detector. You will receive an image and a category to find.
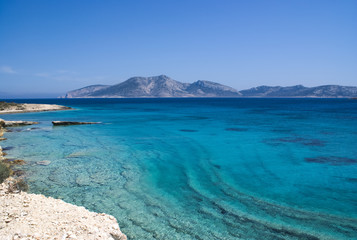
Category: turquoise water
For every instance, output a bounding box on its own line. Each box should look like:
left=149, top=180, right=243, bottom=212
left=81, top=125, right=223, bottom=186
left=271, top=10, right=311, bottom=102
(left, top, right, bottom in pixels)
left=2, top=98, right=357, bottom=239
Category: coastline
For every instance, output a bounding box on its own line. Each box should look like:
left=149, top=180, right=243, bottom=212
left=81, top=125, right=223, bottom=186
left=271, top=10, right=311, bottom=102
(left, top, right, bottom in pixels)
left=0, top=102, right=72, bottom=115
left=0, top=103, right=127, bottom=240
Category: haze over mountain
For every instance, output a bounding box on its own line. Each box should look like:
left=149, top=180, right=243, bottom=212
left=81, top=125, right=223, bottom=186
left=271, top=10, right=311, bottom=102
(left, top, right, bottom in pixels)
left=62, top=75, right=357, bottom=98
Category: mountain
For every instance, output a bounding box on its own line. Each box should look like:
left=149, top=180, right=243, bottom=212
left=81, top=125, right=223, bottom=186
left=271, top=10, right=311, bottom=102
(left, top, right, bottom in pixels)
left=63, top=75, right=242, bottom=98
left=62, top=75, right=357, bottom=98
left=64, top=85, right=110, bottom=98
left=90, top=75, right=189, bottom=97
left=186, top=80, right=240, bottom=97
left=240, top=85, right=357, bottom=97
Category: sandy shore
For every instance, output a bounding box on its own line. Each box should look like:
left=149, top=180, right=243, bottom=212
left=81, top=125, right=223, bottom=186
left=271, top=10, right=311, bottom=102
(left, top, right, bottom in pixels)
left=0, top=103, right=72, bottom=114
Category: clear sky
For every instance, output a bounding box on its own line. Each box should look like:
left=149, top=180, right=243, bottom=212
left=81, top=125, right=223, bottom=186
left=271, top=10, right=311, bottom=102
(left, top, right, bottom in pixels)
left=0, top=0, right=356, bottom=97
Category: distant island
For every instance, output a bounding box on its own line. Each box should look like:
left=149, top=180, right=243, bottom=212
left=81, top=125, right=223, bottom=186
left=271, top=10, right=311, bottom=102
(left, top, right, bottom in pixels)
left=61, top=75, right=357, bottom=98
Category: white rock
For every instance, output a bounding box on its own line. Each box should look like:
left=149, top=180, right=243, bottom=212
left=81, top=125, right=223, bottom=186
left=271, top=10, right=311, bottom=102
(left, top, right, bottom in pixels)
left=0, top=178, right=126, bottom=240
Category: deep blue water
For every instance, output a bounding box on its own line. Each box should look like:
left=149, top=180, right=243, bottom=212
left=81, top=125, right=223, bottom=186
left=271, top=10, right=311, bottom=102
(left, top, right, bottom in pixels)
left=2, top=98, right=357, bottom=239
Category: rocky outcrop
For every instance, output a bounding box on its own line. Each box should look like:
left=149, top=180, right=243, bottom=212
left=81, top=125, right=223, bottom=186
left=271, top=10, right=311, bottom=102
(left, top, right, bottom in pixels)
left=4, top=121, right=39, bottom=127
left=0, top=119, right=5, bottom=142
left=0, top=103, right=72, bottom=114
left=0, top=178, right=127, bottom=240
left=0, top=120, right=6, bottom=161
left=0, top=146, right=5, bottom=161
left=52, top=121, right=101, bottom=126
left=0, top=118, right=5, bottom=128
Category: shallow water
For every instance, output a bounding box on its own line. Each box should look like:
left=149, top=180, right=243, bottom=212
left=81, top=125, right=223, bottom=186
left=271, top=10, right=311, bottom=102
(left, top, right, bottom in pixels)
left=2, top=98, right=357, bottom=239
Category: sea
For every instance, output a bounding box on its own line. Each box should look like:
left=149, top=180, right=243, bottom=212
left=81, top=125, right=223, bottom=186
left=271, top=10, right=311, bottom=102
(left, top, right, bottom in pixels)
left=1, top=98, right=357, bottom=240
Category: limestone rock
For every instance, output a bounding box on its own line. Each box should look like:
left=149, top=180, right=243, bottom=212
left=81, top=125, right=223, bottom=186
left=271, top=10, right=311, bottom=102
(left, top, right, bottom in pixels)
left=0, top=177, right=127, bottom=239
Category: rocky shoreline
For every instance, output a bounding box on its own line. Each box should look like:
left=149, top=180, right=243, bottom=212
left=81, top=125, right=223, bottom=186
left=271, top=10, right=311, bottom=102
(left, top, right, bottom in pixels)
left=0, top=178, right=126, bottom=240
left=0, top=102, right=72, bottom=114
left=0, top=104, right=127, bottom=240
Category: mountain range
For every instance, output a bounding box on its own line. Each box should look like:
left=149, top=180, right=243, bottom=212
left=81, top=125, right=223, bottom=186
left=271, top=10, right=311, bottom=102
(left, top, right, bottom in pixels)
left=62, top=75, right=357, bottom=98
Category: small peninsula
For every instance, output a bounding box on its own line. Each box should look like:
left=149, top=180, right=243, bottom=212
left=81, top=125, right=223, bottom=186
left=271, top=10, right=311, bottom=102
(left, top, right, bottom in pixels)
left=0, top=101, right=72, bottom=114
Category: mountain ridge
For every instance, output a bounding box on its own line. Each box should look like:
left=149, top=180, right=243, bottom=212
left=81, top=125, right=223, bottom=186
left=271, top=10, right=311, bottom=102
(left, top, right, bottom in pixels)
left=240, top=84, right=357, bottom=97
left=63, top=75, right=242, bottom=98
left=61, top=75, right=357, bottom=98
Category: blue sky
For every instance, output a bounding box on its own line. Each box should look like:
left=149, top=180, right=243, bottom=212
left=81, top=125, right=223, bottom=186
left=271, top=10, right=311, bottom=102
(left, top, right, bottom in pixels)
left=0, top=0, right=356, bottom=97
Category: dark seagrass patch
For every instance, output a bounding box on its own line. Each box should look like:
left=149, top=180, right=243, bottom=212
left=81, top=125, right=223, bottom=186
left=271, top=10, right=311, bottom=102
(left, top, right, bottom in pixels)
left=305, top=156, right=357, bottom=166
left=179, top=129, right=198, bottom=132
left=225, top=128, right=248, bottom=132
left=263, top=137, right=325, bottom=147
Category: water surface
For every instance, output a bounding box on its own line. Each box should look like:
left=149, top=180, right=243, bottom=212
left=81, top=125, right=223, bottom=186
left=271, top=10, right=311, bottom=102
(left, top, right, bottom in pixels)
left=2, top=98, right=357, bottom=239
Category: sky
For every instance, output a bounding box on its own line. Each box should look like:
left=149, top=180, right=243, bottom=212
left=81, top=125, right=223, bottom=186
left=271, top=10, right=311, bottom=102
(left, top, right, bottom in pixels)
left=0, top=0, right=356, bottom=98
